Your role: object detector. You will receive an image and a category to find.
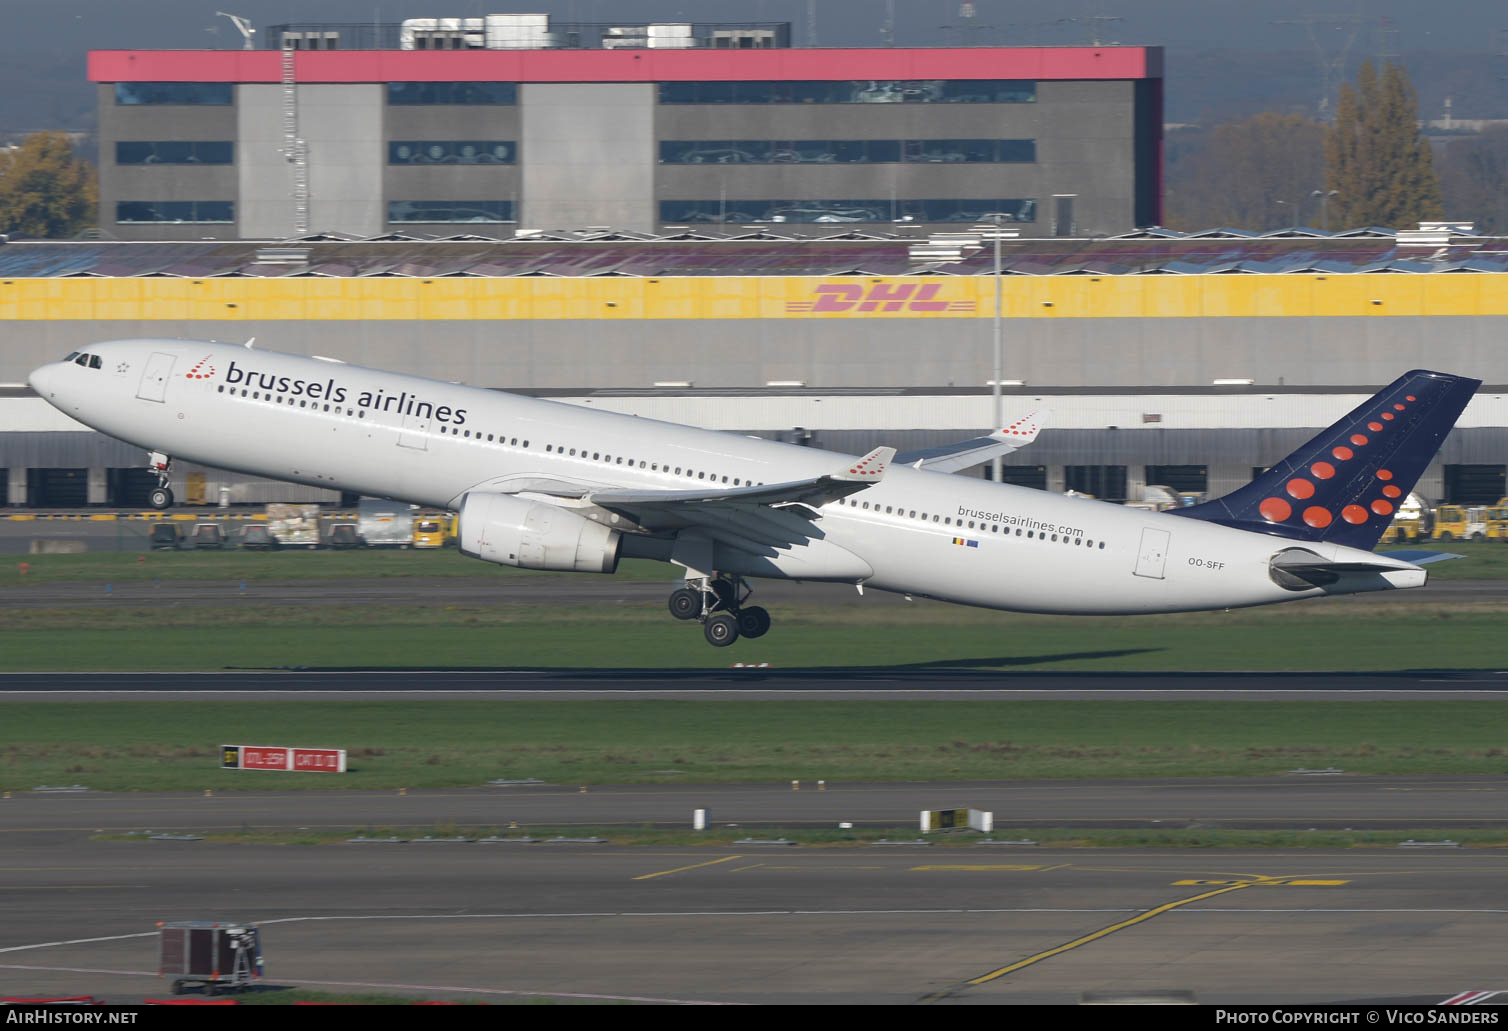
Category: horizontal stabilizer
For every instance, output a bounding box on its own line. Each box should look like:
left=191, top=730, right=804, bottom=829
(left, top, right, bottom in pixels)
left=895, top=411, right=1048, bottom=474
left=1375, top=549, right=1464, bottom=566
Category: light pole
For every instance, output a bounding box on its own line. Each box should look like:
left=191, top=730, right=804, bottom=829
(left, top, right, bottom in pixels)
left=972, top=218, right=1020, bottom=483
left=1312, top=189, right=1339, bottom=232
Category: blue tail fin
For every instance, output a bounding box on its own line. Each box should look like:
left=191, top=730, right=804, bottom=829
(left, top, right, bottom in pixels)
left=1172, top=370, right=1480, bottom=550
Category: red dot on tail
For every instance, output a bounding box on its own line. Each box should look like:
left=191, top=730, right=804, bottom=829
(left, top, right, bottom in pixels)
left=1332, top=446, right=1353, bottom=461
left=1311, top=462, right=1335, bottom=480
left=1383, top=485, right=1401, bottom=498
left=1371, top=499, right=1394, bottom=516
left=1367, top=421, right=1383, bottom=432
left=1394, top=403, right=1406, bottom=411
left=1405, top=395, right=1416, bottom=401
left=1350, top=434, right=1368, bottom=446
left=1341, top=505, right=1369, bottom=524
left=1376, top=469, right=1393, bottom=481
left=1303, top=506, right=1333, bottom=528
left=1382, top=412, right=1395, bottom=421
left=1286, top=478, right=1315, bottom=499
left=1260, top=497, right=1292, bottom=522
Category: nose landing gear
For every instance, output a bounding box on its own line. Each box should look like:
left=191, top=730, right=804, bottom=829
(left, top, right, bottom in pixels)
left=666, top=574, right=771, bottom=647
left=147, top=451, right=174, bottom=509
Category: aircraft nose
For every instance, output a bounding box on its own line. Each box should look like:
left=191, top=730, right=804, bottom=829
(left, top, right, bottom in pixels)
left=27, top=362, right=57, bottom=397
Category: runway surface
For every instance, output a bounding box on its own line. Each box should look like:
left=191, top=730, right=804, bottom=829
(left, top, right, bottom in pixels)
left=5, top=776, right=1508, bottom=836
left=1, top=831, right=1505, bottom=1005
left=4, top=668, right=1508, bottom=700
left=5, top=573, right=1505, bottom=609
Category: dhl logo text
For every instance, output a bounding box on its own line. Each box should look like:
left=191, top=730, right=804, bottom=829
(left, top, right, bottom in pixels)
left=786, top=283, right=976, bottom=314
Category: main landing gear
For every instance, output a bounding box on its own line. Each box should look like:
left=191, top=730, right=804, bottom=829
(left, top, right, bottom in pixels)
left=147, top=451, right=174, bottom=509
left=667, top=574, right=772, bottom=648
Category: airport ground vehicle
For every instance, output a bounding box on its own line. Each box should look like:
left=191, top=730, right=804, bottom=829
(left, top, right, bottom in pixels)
left=239, top=524, right=279, bottom=549
left=1381, top=492, right=1431, bottom=544
left=358, top=499, right=414, bottom=548
left=413, top=512, right=456, bottom=548
left=266, top=503, right=321, bottom=547
left=1431, top=504, right=1487, bottom=542
left=148, top=523, right=180, bottom=550
left=1483, top=500, right=1508, bottom=541
left=189, top=523, right=225, bottom=549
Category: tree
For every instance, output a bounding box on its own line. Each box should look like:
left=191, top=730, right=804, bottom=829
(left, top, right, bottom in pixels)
left=1325, top=62, right=1442, bottom=230
left=1164, top=113, right=1327, bottom=231
left=1438, top=126, right=1508, bottom=234
left=0, top=131, right=96, bottom=238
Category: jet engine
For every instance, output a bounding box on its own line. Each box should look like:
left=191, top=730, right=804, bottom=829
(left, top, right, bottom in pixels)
left=457, top=492, right=620, bottom=573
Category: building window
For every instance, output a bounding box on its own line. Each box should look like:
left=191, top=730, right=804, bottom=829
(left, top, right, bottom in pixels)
left=658, top=139, right=1034, bottom=165
left=386, top=82, right=517, bottom=105
left=659, top=197, right=1036, bottom=225
left=116, top=141, right=234, bottom=165
left=116, top=201, right=234, bottom=224
left=114, top=82, right=233, bottom=105
left=657, top=79, right=1036, bottom=105
left=388, top=141, right=515, bottom=165
left=993, top=465, right=1048, bottom=490
left=387, top=200, right=514, bottom=224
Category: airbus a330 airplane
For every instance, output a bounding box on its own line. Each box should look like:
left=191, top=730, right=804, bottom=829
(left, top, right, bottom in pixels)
left=28, top=340, right=1478, bottom=646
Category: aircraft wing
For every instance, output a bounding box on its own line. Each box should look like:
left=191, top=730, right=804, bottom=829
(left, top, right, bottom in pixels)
left=895, top=411, right=1048, bottom=473
left=585, top=446, right=895, bottom=511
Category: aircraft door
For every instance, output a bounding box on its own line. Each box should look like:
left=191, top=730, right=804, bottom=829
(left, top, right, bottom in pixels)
left=136, top=352, right=176, bottom=403
left=1133, top=527, right=1170, bottom=579
left=397, top=409, right=430, bottom=450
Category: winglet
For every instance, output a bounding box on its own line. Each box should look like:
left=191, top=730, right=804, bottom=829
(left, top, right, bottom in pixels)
left=990, top=409, right=1048, bottom=445
left=835, top=446, right=895, bottom=482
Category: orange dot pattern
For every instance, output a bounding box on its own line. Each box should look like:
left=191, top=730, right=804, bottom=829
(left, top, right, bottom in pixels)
left=1257, top=391, right=1419, bottom=530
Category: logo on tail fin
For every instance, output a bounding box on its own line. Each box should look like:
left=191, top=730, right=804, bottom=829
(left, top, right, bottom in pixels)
left=1173, top=370, right=1480, bottom=550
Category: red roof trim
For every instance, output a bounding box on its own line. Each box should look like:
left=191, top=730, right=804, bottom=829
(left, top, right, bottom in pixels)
left=89, top=47, right=1159, bottom=84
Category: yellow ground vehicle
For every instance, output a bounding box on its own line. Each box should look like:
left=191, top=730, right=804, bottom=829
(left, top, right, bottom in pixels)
left=1431, top=504, right=1487, bottom=543
left=1483, top=501, right=1508, bottom=542
left=1380, top=492, right=1429, bottom=544
left=412, top=512, right=456, bottom=549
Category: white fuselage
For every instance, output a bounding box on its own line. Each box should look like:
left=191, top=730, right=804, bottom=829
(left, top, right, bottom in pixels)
left=28, top=339, right=1427, bottom=614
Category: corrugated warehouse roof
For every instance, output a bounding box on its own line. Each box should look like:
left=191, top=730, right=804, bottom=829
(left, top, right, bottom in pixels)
left=2, top=232, right=1506, bottom=279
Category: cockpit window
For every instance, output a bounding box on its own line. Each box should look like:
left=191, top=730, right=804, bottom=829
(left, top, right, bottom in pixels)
left=89, top=355, right=102, bottom=369
left=75, top=354, right=89, bottom=366
left=63, top=352, right=79, bottom=361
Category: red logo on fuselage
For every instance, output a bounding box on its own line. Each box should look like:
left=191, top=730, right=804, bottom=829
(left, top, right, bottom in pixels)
left=785, top=283, right=975, bottom=314
left=186, top=356, right=217, bottom=380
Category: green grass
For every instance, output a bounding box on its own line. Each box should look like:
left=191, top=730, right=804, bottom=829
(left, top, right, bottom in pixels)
left=6, top=700, right=1508, bottom=791
left=2, top=599, right=1505, bottom=671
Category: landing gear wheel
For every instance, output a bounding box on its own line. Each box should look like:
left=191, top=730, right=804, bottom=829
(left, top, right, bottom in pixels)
left=704, top=612, right=740, bottom=647
left=668, top=588, right=702, bottom=621
left=736, top=605, right=772, bottom=639
left=149, top=486, right=174, bottom=510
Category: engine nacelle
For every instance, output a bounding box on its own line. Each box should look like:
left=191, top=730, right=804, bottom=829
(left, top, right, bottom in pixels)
left=457, top=492, right=621, bottom=573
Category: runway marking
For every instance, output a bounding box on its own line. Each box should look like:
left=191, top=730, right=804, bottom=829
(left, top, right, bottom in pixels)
left=632, top=855, right=743, bottom=881
left=921, top=883, right=1251, bottom=1003
left=0, top=932, right=156, bottom=954
left=909, top=865, right=1046, bottom=872
left=1172, top=878, right=1348, bottom=886
left=731, top=864, right=766, bottom=872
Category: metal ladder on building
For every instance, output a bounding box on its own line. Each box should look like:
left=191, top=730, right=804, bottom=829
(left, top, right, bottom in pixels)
left=281, top=41, right=309, bottom=235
